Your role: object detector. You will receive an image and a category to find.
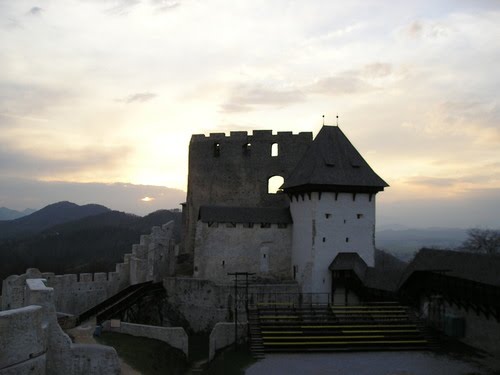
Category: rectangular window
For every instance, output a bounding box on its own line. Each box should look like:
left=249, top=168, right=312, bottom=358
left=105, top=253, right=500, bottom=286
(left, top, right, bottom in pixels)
left=357, top=214, right=364, bottom=219
left=261, top=223, right=271, bottom=228
left=325, top=213, right=331, bottom=219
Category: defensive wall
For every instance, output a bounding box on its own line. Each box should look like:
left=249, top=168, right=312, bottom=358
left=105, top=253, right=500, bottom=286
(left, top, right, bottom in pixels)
left=208, top=322, right=248, bottom=362
left=0, top=278, right=120, bottom=375
left=183, top=130, right=313, bottom=257
left=163, top=277, right=300, bottom=333
left=421, top=296, right=500, bottom=356
left=193, top=221, right=292, bottom=282
left=102, top=320, right=189, bottom=357
left=1, top=222, right=175, bottom=315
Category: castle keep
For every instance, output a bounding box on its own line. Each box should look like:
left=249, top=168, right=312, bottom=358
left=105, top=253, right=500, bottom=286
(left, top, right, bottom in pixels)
left=185, top=125, right=388, bottom=298
left=2, top=123, right=500, bottom=375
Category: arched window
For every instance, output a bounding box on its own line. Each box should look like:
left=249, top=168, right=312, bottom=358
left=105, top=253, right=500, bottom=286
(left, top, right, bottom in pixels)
left=268, top=175, right=284, bottom=194
left=271, top=143, right=278, bottom=157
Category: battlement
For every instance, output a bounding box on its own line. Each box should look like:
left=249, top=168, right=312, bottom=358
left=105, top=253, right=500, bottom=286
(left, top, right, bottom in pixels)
left=1, top=221, right=176, bottom=315
left=191, top=130, right=312, bottom=142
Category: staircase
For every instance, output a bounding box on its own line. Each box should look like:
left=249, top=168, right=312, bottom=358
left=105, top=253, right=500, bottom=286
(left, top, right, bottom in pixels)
left=248, top=301, right=431, bottom=353
left=77, top=281, right=165, bottom=325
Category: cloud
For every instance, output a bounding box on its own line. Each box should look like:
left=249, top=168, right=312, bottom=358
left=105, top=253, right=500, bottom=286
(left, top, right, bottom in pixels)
left=307, top=73, right=370, bottom=95
left=0, top=178, right=186, bottom=215
left=151, top=0, right=180, bottom=12
left=0, top=140, right=133, bottom=180
left=220, top=84, right=305, bottom=112
left=119, top=92, right=157, bottom=104
left=28, top=7, right=43, bottom=16
left=104, top=0, right=141, bottom=15
left=362, top=63, right=393, bottom=79
left=403, top=20, right=450, bottom=39
left=0, top=82, right=75, bottom=128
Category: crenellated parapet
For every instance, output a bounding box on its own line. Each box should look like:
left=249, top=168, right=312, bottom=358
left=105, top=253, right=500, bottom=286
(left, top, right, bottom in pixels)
left=183, top=130, right=313, bottom=259
left=0, top=278, right=120, bottom=374
left=1, top=221, right=175, bottom=316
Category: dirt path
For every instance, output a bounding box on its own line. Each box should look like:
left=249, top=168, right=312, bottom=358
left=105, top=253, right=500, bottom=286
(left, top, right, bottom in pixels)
left=66, top=319, right=141, bottom=375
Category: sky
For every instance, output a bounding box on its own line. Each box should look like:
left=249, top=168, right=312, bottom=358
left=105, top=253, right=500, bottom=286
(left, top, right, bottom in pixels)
left=0, top=0, right=499, bottom=227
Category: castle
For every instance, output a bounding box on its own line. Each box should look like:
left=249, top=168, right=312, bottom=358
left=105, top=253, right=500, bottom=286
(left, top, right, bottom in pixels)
left=2, top=123, right=500, bottom=374
left=184, top=125, right=388, bottom=299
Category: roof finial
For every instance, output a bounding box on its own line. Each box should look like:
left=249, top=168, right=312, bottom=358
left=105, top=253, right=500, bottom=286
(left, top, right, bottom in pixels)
left=322, top=114, right=325, bottom=126
left=336, top=113, right=339, bottom=126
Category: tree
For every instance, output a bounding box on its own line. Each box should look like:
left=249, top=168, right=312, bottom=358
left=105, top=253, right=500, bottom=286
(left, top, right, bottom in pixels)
left=460, top=228, right=500, bottom=254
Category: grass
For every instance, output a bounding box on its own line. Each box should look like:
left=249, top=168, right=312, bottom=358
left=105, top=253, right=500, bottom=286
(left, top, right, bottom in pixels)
left=95, top=331, right=188, bottom=375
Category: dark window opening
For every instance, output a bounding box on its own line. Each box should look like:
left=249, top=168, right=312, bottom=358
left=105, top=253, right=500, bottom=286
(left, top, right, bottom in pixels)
left=261, top=223, right=271, bottom=228
left=346, top=237, right=349, bottom=243
left=222, top=260, right=225, bottom=267
left=243, top=142, right=251, bottom=155
left=325, top=213, right=331, bottom=219
left=322, top=237, right=326, bottom=242
left=263, top=254, right=266, bottom=258
left=357, top=214, right=364, bottom=219
left=243, top=222, right=254, bottom=228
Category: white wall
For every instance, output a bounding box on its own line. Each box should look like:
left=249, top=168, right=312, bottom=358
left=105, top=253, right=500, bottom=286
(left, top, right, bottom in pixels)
left=290, top=192, right=376, bottom=294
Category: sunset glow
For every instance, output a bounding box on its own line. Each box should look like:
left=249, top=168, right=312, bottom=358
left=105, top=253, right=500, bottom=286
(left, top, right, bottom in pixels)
left=0, top=1, right=499, bottom=227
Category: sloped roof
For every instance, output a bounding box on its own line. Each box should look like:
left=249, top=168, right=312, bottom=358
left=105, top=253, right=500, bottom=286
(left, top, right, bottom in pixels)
left=329, top=252, right=368, bottom=281
left=399, top=248, right=500, bottom=288
left=283, top=126, right=389, bottom=193
left=198, top=205, right=292, bottom=224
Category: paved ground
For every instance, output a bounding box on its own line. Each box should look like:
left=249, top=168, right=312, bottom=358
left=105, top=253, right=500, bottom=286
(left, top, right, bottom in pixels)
left=245, top=351, right=499, bottom=375
left=66, top=319, right=141, bottom=375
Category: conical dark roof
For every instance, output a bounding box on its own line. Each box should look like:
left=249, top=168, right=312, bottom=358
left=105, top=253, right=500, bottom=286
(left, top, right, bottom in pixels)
left=283, top=126, right=389, bottom=193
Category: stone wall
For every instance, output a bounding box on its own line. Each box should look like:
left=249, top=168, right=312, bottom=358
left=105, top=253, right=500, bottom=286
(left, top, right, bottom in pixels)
left=193, top=222, right=292, bottom=282
left=163, top=277, right=299, bottom=333
left=102, top=321, right=188, bottom=357
left=183, top=130, right=313, bottom=256
left=208, top=322, right=247, bottom=362
left=422, top=296, right=500, bottom=356
left=1, top=222, right=174, bottom=315
left=0, top=277, right=120, bottom=375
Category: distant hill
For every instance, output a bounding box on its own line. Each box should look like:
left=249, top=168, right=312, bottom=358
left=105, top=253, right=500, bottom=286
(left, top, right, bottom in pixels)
left=376, top=227, right=469, bottom=261
left=0, top=201, right=110, bottom=239
left=0, top=207, right=37, bottom=221
left=0, top=207, right=182, bottom=291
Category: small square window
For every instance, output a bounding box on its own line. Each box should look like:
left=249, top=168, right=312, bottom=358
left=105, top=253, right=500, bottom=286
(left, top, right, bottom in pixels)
left=325, top=213, right=332, bottom=219
left=357, top=214, right=364, bottom=219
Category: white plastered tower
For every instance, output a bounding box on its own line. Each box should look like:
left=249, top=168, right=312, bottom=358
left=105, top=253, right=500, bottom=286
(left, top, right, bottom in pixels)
left=283, top=125, right=388, bottom=295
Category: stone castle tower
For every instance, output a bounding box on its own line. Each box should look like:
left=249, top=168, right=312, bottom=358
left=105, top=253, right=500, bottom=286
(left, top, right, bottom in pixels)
left=182, top=125, right=388, bottom=295
left=182, top=130, right=313, bottom=258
